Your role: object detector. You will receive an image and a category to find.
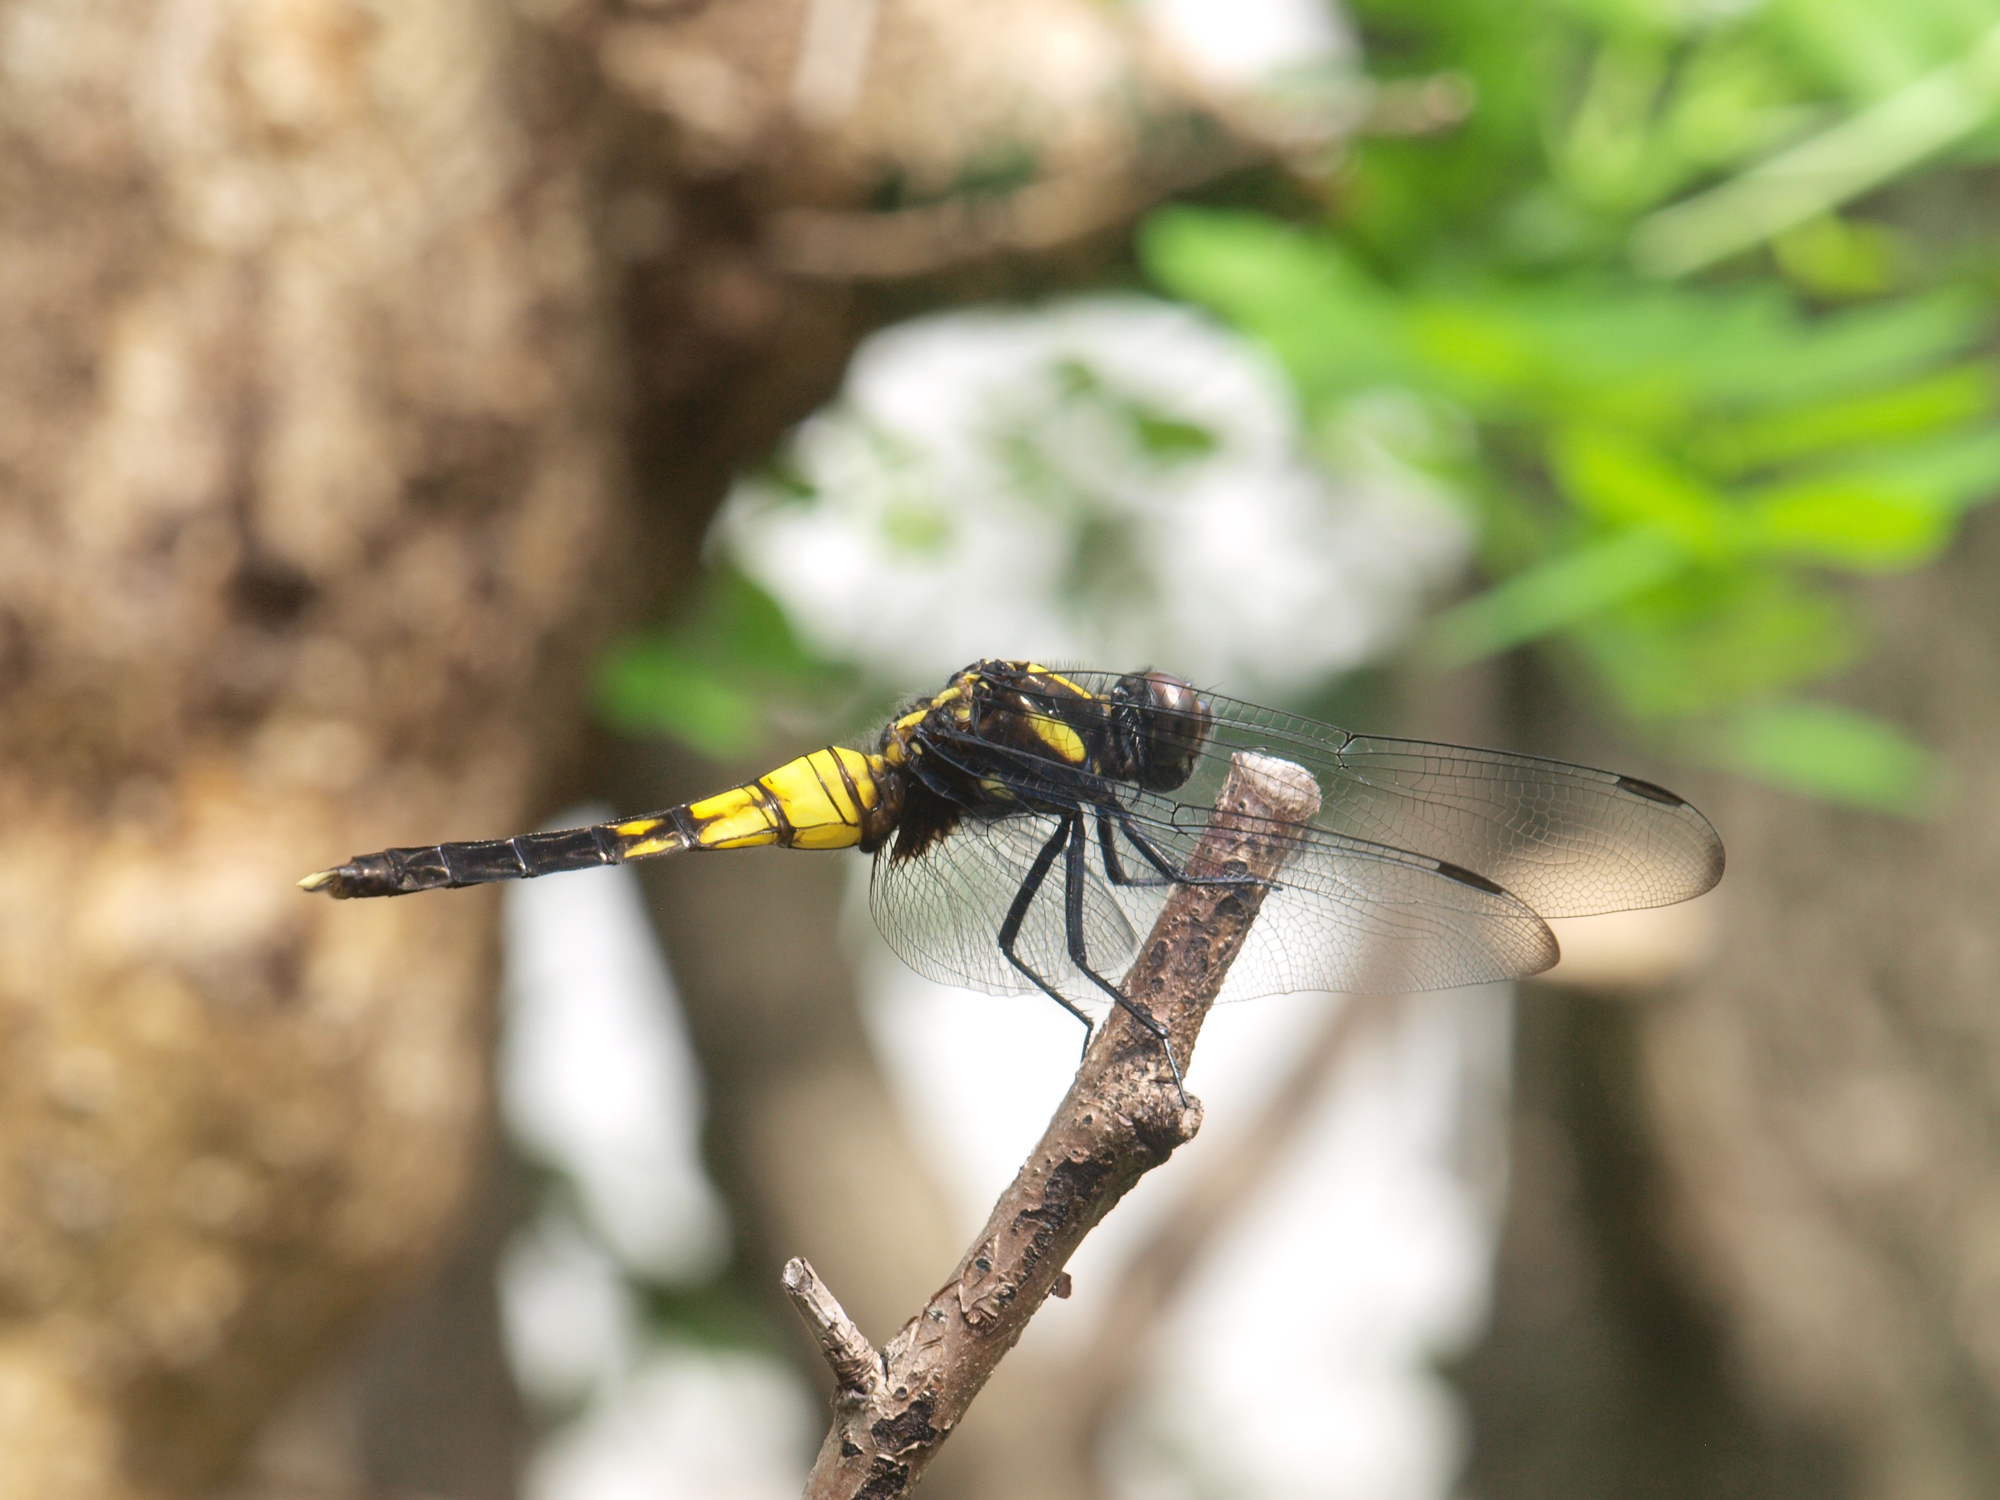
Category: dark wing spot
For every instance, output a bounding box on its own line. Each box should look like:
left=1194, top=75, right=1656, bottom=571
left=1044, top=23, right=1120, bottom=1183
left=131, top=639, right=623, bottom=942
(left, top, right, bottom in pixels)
left=1615, top=774, right=1685, bottom=806
left=1435, top=859, right=1510, bottom=897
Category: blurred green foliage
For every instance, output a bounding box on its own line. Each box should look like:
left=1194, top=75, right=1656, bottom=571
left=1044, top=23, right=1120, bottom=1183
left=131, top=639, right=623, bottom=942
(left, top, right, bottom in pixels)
left=595, top=566, right=857, bottom=760
left=1142, top=0, right=2000, bottom=813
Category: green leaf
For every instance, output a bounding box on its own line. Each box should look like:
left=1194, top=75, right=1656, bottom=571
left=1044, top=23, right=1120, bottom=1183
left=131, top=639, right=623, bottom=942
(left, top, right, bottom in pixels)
left=1826, top=425, right=2000, bottom=511
left=1767, top=0, right=1999, bottom=101
left=594, top=644, right=765, bottom=759
left=1700, top=700, right=1940, bottom=814
left=1426, top=528, right=1689, bottom=666
left=1692, top=362, right=1995, bottom=474
left=1717, top=290, right=1992, bottom=406
left=880, top=500, right=955, bottom=555
left=1771, top=213, right=1904, bottom=297
left=1632, top=288, right=1991, bottom=410
left=591, top=569, right=845, bottom=757
left=1548, top=426, right=1733, bottom=549
left=1134, top=413, right=1216, bottom=458
left=1138, top=209, right=1410, bottom=396
left=1739, top=477, right=1952, bottom=568
left=1579, top=569, right=1860, bottom=718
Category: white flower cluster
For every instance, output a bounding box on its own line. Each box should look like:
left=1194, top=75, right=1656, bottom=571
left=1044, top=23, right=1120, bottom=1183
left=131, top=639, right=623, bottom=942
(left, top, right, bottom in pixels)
left=715, top=296, right=1470, bottom=698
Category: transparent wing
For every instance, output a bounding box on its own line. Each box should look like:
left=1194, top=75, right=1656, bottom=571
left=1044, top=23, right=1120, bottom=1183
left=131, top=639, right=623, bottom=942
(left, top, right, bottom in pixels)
left=1050, top=673, right=1726, bottom=919
left=868, top=811, right=1145, bottom=1010
left=867, top=790, right=1559, bottom=1011
left=1111, top=790, right=1558, bottom=1003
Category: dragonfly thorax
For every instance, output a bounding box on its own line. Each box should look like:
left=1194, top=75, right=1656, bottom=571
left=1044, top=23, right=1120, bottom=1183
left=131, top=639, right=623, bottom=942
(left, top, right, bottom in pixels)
left=875, top=662, right=1216, bottom=828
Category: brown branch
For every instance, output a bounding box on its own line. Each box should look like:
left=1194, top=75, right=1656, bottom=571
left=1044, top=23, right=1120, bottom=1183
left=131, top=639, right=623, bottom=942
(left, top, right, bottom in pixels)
left=791, top=752, right=1323, bottom=1498
left=784, top=1257, right=884, bottom=1399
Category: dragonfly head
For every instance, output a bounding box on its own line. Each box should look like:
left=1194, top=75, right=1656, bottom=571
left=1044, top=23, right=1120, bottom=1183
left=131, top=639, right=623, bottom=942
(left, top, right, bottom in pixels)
left=1111, top=670, right=1212, bottom=792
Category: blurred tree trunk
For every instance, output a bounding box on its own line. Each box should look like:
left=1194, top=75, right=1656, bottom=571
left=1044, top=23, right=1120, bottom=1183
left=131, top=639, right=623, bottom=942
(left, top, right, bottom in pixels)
left=1458, top=983, right=1853, bottom=1500
left=0, top=3, right=622, bottom=1495
left=1461, top=506, right=2000, bottom=1500
left=0, top=3, right=1255, bottom=1497
left=1641, top=501, right=2000, bottom=1500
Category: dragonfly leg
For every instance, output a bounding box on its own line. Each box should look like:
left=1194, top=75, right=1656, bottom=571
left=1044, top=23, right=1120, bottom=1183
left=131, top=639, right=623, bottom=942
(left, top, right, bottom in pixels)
left=996, top=814, right=1097, bottom=1051
left=1096, top=808, right=1173, bottom=889
left=1106, top=804, right=1270, bottom=894
left=1066, top=814, right=1189, bottom=1106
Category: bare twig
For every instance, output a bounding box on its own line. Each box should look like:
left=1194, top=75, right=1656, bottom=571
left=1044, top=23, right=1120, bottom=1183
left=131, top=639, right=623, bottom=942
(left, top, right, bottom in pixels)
left=792, top=752, right=1322, bottom=1498
left=784, top=1258, right=883, bottom=1399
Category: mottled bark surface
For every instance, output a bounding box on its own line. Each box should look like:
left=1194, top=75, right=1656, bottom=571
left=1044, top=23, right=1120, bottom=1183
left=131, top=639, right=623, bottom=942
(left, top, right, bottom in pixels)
left=0, top=3, right=617, bottom=1495
left=0, top=3, right=1256, bottom=1496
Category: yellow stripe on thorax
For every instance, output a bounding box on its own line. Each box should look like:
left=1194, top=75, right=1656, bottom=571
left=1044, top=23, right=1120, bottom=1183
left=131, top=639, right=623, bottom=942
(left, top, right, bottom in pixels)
left=684, top=746, right=887, bottom=851
left=1024, top=713, right=1086, bottom=764
left=1010, top=665, right=1093, bottom=763
left=1022, top=663, right=1092, bottom=699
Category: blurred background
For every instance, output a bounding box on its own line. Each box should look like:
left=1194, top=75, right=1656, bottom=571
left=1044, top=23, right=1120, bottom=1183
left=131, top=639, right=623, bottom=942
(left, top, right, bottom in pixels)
left=5, top=0, right=2000, bottom=1497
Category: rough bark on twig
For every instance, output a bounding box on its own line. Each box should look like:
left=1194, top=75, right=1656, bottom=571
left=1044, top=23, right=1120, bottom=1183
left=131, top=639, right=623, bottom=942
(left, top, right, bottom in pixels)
left=792, top=751, right=1322, bottom=1498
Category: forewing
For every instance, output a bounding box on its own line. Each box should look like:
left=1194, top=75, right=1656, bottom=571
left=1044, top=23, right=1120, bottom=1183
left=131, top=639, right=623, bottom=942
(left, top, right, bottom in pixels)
left=870, top=671, right=1698, bottom=1008
left=1311, top=735, right=1723, bottom=918
left=1051, top=674, right=1724, bottom=920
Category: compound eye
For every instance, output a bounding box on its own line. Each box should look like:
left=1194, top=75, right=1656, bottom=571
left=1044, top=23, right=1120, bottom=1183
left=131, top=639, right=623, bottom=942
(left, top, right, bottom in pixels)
left=1138, top=672, right=1210, bottom=790
left=1143, top=672, right=1200, bottom=721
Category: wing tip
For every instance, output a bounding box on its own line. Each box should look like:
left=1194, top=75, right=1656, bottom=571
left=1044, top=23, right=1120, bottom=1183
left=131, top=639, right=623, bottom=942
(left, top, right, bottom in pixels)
left=1701, top=835, right=1727, bottom=895
left=1530, top=931, right=1562, bottom=978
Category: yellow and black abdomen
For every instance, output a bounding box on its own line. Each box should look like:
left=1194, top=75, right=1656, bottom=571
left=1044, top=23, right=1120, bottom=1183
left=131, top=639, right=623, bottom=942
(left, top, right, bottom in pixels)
left=644, top=746, right=900, bottom=853
left=300, top=746, right=901, bottom=899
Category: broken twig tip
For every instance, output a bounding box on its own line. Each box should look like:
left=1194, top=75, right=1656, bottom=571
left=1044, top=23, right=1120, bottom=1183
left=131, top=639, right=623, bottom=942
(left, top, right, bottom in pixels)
left=782, top=1256, right=880, bottom=1396
left=1233, top=751, right=1323, bottom=821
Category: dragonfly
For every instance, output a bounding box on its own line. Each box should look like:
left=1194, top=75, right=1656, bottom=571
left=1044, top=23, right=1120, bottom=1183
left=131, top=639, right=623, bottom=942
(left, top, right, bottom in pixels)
left=301, top=659, right=1724, bottom=1092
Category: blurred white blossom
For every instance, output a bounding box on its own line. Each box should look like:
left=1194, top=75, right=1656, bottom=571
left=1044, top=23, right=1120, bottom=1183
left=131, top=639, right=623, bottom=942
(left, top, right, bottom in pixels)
left=500, top=831, right=730, bottom=1283
left=499, top=1210, right=641, bottom=1409
left=522, top=1346, right=816, bottom=1500
left=1137, top=0, right=1351, bottom=87
left=715, top=296, right=1470, bottom=698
